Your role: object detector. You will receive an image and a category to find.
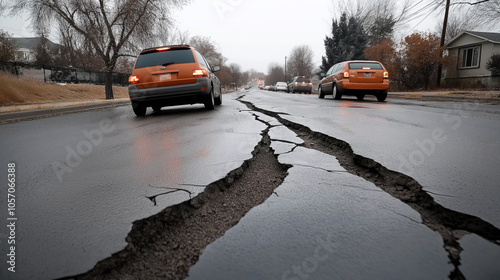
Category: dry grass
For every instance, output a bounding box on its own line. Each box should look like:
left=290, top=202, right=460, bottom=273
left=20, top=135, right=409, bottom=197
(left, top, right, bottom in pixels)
left=0, top=71, right=129, bottom=105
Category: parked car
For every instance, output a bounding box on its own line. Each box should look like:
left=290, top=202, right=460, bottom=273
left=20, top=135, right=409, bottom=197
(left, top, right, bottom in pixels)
left=275, top=82, right=287, bottom=92
left=287, top=76, right=313, bottom=94
left=263, top=85, right=271, bottom=90
left=268, top=85, right=277, bottom=91
left=318, top=60, right=389, bottom=101
left=128, top=45, right=222, bottom=116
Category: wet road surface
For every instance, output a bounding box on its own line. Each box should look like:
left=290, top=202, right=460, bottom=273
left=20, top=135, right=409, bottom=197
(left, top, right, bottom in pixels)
left=0, top=89, right=499, bottom=279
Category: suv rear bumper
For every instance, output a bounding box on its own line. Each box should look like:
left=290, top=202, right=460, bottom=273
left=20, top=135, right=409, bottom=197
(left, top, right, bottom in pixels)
left=338, top=81, right=389, bottom=92
left=129, top=78, right=211, bottom=107
left=290, top=86, right=312, bottom=92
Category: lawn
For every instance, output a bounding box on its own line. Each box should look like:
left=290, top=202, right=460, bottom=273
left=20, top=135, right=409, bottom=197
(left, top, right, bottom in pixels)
left=0, top=71, right=129, bottom=105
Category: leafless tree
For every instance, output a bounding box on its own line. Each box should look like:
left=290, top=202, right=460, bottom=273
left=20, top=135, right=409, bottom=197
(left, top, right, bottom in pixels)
left=9, top=0, right=190, bottom=99
left=460, top=0, right=500, bottom=29
left=246, top=69, right=264, bottom=81
left=228, top=63, right=242, bottom=88
left=266, top=62, right=285, bottom=85
left=435, top=10, right=480, bottom=43
left=189, top=35, right=224, bottom=67
left=431, top=0, right=500, bottom=32
left=335, top=0, right=413, bottom=41
left=287, top=45, right=314, bottom=78
left=168, top=29, right=191, bottom=45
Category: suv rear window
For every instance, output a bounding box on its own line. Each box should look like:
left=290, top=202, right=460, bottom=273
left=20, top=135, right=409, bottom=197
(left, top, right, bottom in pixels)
left=134, top=49, right=195, bottom=69
left=295, top=77, right=311, bottom=82
left=348, top=62, right=383, bottom=70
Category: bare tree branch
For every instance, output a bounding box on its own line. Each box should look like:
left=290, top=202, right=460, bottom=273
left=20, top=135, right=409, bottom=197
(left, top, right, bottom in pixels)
left=451, top=0, right=490, bottom=5
left=7, top=0, right=190, bottom=99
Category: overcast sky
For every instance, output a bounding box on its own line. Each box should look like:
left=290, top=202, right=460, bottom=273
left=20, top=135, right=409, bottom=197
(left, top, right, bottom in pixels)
left=0, top=0, right=442, bottom=73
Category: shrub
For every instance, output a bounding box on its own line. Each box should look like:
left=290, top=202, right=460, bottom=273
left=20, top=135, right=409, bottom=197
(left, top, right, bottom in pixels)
left=486, top=53, right=500, bottom=75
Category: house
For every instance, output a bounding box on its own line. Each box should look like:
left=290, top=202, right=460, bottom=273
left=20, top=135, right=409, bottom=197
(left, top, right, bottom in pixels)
left=11, top=37, right=63, bottom=63
left=444, top=31, right=500, bottom=88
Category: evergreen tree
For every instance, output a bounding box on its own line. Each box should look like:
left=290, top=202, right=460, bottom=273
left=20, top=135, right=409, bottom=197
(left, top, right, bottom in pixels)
left=0, top=29, right=16, bottom=62
left=321, top=13, right=367, bottom=73
left=368, top=16, right=395, bottom=46
left=35, top=34, right=53, bottom=66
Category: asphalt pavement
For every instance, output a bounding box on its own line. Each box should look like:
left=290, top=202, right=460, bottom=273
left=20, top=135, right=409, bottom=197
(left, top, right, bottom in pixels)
left=0, top=89, right=499, bottom=279
left=0, top=90, right=499, bottom=123
left=202, top=90, right=500, bottom=280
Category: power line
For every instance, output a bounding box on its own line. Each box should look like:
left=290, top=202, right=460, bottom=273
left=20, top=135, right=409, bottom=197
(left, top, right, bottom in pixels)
left=404, top=1, right=440, bottom=23
left=404, top=1, right=444, bottom=35
left=451, top=0, right=490, bottom=5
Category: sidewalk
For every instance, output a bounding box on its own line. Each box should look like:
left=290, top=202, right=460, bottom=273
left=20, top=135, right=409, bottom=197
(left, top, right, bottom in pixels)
left=0, top=98, right=130, bottom=123
left=389, top=90, right=500, bottom=102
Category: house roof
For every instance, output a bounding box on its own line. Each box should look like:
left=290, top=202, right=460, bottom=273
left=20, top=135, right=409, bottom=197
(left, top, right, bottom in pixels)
left=447, top=31, right=500, bottom=48
left=11, top=37, right=63, bottom=52
left=466, top=31, right=500, bottom=43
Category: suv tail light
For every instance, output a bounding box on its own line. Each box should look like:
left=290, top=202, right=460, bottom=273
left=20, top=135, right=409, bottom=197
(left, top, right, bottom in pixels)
left=193, top=69, right=207, bottom=78
left=343, top=71, right=349, bottom=78
left=156, top=47, right=170, bottom=52
left=383, top=71, right=389, bottom=79
left=129, top=75, right=139, bottom=84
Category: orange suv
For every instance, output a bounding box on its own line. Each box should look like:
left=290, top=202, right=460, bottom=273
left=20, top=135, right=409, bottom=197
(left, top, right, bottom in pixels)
left=128, top=45, right=222, bottom=116
left=318, top=60, right=389, bottom=101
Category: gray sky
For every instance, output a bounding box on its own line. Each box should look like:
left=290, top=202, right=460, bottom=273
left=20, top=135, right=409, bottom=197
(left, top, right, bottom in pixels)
left=0, top=0, right=441, bottom=73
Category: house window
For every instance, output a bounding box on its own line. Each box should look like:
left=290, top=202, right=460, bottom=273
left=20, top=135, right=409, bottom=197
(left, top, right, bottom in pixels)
left=460, top=46, right=480, bottom=68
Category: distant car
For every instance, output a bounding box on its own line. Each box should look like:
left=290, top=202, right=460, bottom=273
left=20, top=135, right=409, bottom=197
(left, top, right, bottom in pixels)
left=318, top=60, right=389, bottom=101
left=268, top=85, right=276, bottom=91
left=287, top=76, right=312, bottom=94
left=128, top=45, right=222, bottom=116
left=275, top=82, right=287, bottom=92
left=263, top=85, right=271, bottom=90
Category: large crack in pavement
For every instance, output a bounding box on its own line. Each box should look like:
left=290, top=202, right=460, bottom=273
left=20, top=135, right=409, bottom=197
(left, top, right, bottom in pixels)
left=60, top=119, right=290, bottom=280
left=239, top=98, right=500, bottom=280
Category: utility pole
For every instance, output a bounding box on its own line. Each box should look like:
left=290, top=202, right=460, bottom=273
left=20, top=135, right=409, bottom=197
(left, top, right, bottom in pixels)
left=436, top=0, right=451, bottom=88
left=285, top=56, right=287, bottom=81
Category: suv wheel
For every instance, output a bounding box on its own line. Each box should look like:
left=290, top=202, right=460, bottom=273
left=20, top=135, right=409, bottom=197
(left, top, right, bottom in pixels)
left=377, top=91, right=388, bottom=102
left=318, top=87, right=325, bottom=99
left=205, top=88, right=215, bottom=110
left=132, top=101, right=146, bottom=116
left=333, top=84, right=342, bottom=100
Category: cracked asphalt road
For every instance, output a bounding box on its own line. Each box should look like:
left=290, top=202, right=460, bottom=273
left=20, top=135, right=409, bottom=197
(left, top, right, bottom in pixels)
left=1, top=90, right=499, bottom=279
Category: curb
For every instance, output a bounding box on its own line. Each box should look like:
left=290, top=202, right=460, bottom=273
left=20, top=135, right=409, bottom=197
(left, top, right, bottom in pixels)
left=0, top=100, right=130, bottom=123
left=388, top=93, right=500, bottom=103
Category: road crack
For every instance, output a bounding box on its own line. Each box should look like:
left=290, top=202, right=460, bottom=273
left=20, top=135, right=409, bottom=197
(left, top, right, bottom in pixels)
left=59, top=114, right=291, bottom=280
left=239, top=99, right=500, bottom=280
left=146, top=186, right=195, bottom=206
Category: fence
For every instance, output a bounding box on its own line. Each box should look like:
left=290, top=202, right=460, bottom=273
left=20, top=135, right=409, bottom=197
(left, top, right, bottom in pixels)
left=0, top=61, right=130, bottom=86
